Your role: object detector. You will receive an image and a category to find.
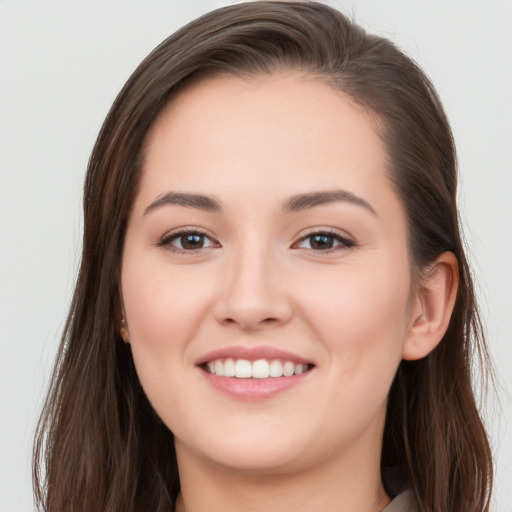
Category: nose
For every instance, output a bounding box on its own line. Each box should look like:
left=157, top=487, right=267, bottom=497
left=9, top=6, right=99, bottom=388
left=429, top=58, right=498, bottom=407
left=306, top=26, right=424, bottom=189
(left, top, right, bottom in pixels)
left=214, top=244, right=293, bottom=331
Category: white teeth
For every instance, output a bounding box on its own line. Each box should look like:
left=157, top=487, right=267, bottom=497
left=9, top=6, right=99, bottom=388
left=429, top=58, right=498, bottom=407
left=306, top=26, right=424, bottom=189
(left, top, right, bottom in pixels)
left=294, top=364, right=305, bottom=375
left=234, top=359, right=252, bottom=378
left=283, top=361, right=295, bottom=377
left=269, top=360, right=283, bottom=377
left=205, top=358, right=310, bottom=378
left=223, top=358, right=235, bottom=377
left=252, top=359, right=270, bottom=379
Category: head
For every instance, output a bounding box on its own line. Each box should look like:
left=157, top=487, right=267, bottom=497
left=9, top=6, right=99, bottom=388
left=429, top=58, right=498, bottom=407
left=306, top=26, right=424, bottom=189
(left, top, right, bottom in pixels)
left=34, top=2, right=492, bottom=511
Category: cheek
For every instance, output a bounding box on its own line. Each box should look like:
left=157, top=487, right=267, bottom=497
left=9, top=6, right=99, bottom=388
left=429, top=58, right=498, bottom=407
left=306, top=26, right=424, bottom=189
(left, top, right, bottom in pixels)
left=120, top=255, right=219, bottom=426
left=293, top=263, right=410, bottom=437
left=122, top=256, right=212, bottom=349
left=298, top=259, right=411, bottom=388
left=120, top=253, right=218, bottom=410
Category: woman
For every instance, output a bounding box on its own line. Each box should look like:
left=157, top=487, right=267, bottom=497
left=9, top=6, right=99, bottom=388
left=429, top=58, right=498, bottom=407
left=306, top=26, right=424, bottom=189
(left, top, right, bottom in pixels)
left=33, top=2, right=493, bottom=511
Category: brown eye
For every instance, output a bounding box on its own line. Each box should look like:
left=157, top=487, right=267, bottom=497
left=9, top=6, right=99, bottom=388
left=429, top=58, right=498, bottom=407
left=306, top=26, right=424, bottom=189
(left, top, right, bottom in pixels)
left=159, top=230, right=218, bottom=252
left=296, top=231, right=355, bottom=252
left=309, top=234, right=335, bottom=250
left=178, top=233, right=206, bottom=250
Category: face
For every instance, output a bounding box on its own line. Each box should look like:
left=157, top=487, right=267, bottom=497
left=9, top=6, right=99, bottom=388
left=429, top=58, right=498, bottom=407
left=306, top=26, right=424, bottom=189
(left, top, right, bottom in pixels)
left=121, top=73, right=416, bottom=474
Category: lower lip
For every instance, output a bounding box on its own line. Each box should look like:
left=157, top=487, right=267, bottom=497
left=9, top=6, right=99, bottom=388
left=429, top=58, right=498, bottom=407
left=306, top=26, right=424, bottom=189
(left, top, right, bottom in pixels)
left=201, top=369, right=312, bottom=400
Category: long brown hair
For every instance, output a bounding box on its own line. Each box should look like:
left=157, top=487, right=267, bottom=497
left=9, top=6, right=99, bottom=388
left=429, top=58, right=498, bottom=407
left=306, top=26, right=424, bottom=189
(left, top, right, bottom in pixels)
left=33, top=2, right=493, bottom=511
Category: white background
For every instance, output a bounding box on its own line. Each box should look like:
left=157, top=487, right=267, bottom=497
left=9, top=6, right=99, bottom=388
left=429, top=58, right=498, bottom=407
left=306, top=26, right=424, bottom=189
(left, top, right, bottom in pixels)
left=0, top=1, right=510, bottom=510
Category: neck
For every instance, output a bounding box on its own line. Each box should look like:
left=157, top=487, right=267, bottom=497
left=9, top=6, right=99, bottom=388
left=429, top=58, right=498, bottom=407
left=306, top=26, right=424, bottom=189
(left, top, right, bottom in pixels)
left=174, top=441, right=390, bottom=512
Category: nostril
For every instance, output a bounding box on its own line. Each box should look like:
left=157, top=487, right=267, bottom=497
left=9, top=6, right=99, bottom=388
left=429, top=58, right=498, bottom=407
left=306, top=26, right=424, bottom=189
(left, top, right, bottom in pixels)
left=221, top=317, right=278, bottom=330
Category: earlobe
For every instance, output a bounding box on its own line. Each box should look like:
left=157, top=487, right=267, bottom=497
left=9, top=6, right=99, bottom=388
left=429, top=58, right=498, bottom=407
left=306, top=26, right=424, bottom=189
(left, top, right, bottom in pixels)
left=402, top=252, right=459, bottom=361
left=117, top=287, right=130, bottom=343
left=120, top=316, right=130, bottom=343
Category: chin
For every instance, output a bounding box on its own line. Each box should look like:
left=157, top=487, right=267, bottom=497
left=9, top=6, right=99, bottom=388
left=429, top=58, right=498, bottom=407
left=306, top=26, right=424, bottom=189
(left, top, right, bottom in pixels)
left=174, top=422, right=316, bottom=474
left=202, top=446, right=306, bottom=475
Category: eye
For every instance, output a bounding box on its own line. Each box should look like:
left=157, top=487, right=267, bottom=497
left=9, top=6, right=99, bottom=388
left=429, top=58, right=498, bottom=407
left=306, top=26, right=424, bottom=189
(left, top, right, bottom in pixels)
left=158, top=230, right=219, bottom=252
left=295, top=231, right=355, bottom=252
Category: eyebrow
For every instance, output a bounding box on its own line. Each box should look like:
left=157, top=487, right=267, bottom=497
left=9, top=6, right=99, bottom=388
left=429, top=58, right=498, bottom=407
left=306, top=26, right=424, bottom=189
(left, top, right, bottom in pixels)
left=144, top=192, right=221, bottom=214
left=282, top=190, right=377, bottom=215
left=144, top=189, right=376, bottom=216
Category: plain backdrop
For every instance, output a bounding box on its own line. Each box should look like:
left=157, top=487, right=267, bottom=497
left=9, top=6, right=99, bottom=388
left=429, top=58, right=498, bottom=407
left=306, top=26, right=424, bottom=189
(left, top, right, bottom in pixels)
left=1, top=1, right=511, bottom=510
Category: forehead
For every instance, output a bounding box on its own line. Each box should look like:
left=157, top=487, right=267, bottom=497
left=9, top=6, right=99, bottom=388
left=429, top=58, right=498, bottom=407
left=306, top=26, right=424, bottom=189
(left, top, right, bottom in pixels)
left=139, top=72, right=394, bottom=214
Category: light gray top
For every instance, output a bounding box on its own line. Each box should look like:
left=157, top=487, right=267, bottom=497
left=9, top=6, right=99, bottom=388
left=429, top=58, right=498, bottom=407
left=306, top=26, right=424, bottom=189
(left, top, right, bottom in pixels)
left=381, top=489, right=419, bottom=512
left=380, top=467, right=419, bottom=512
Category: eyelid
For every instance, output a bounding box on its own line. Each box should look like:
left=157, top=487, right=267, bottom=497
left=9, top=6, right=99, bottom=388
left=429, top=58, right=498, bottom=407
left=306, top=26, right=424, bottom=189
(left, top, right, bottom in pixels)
left=157, top=227, right=220, bottom=253
left=292, top=228, right=356, bottom=253
left=156, top=226, right=356, bottom=255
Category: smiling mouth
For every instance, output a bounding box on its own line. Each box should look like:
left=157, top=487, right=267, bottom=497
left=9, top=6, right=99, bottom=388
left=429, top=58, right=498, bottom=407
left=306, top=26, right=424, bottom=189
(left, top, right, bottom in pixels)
left=203, top=358, right=314, bottom=379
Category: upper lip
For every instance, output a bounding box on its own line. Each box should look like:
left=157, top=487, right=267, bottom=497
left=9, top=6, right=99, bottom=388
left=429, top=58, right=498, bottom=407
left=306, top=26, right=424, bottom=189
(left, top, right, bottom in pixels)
left=196, top=345, right=313, bottom=366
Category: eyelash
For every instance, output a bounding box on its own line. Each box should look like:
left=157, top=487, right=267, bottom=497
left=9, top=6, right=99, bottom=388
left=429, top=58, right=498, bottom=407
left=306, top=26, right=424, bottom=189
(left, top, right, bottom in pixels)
left=294, top=229, right=356, bottom=253
left=157, top=229, right=219, bottom=254
left=157, top=228, right=356, bottom=255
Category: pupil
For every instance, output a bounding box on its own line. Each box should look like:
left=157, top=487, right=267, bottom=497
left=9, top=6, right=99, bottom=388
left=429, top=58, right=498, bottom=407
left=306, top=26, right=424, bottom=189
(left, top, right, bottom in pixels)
left=311, top=234, right=333, bottom=250
left=182, top=234, right=203, bottom=249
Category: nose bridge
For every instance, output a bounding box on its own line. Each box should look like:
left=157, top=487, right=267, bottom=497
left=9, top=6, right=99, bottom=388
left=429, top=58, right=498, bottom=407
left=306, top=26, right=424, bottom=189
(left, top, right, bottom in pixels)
left=230, top=237, right=272, bottom=297
left=216, top=231, right=292, bottom=330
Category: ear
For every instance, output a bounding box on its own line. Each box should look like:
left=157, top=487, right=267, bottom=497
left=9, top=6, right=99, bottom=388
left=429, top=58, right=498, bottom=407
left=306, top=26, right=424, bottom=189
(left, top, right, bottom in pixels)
left=117, top=287, right=130, bottom=343
left=119, top=315, right=130, bottom=343
left=402, top=251, right=458, bottom=361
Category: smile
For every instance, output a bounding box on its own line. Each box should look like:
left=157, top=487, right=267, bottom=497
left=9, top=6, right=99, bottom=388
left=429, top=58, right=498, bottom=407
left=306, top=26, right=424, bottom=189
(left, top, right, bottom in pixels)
left=205, top=358, right=312, bottom=378
left=197, top=346, right=315, bottom=399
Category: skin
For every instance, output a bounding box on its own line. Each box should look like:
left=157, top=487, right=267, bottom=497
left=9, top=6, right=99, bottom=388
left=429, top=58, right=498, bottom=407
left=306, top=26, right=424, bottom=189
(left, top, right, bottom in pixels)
left=120, top=73, right=458, bottom=512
